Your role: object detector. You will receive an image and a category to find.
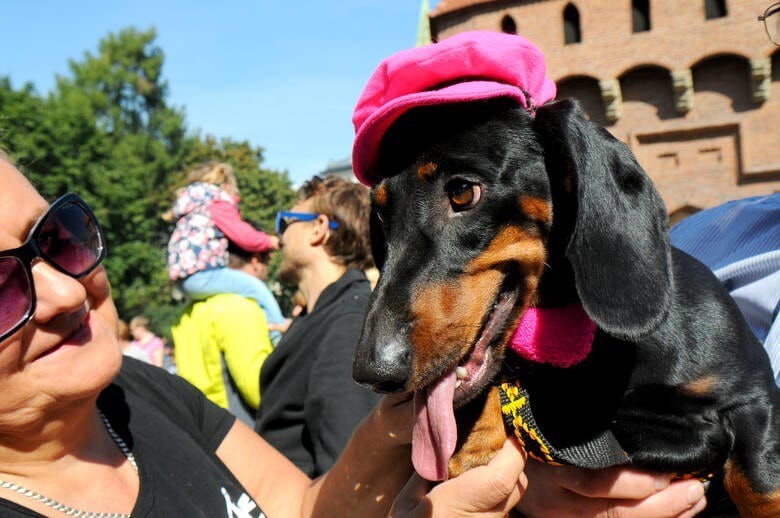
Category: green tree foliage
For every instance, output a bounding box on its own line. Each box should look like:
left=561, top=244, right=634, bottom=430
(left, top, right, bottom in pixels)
left=0, top=28, right=295, bottom=338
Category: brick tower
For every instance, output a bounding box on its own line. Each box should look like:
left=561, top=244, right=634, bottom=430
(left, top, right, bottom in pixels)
left=430, top=0, right=780, bottom=220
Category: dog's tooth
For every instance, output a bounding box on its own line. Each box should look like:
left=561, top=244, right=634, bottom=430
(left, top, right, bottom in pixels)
left=456, top=366, right=468, bottom=379
left=455, top=379, right=462, bottom=389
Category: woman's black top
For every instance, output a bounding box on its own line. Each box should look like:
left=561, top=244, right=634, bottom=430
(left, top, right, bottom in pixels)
left=0, top=357, right=267, bottom=517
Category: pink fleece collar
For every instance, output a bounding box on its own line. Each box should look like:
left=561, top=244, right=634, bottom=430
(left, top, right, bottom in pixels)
left=508, top=305, right=596, bottom=368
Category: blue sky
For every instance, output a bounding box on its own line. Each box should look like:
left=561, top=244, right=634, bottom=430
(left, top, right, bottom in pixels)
left=1, top=1, right=439, bottom=184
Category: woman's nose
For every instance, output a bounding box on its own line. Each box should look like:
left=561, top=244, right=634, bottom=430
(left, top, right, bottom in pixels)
left=31, top=261, right=88, bottom=324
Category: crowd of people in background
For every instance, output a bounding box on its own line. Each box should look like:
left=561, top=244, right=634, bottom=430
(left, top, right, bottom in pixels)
left=132, top=165, right=384, bottom=476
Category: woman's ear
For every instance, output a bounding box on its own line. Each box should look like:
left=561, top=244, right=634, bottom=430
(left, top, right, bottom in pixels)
left=534, top=99, right=673, bottom=340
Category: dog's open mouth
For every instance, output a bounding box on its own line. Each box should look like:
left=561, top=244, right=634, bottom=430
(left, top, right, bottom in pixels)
left=412, top=271, right=521, bottom=481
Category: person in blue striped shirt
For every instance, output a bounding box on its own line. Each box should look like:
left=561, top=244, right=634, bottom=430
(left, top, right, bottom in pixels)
left=671, top=194, right=780, bottom=387
left=671, top=5, right=780, bottom=387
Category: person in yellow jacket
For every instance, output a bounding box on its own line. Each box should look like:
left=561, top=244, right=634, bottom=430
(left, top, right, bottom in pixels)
left=172, top=241, right=275, bottom=425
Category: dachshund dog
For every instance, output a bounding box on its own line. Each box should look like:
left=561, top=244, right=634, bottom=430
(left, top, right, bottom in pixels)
left=352, top=97, right=780, bottom=516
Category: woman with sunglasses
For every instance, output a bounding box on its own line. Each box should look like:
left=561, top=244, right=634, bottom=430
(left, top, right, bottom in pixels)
left=0, top=152, right=708, bottom=517
left=0, top=150, right=545, bottom=517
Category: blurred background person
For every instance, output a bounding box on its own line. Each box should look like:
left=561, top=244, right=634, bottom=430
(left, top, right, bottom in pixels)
left=118, top=318, right=151, bottom=364
left=172, top=238, right=275, bottom=426
left=162, top=339, right=177, bottom=375
left=128, top=316, right=164, bottom=368
left=254, top=175, right=380, bottom=477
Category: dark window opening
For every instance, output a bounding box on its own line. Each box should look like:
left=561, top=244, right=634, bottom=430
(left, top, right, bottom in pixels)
left=564, top=4, right=582, bottom=44
left=501, top=15, right=517, bottom=34
left=632, top=0, right=651, bottom=32
left=705, top=0, right=727, bottom=19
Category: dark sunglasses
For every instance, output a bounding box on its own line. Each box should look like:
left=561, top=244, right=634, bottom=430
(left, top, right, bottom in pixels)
left=275, top=211, right=339, bottom=236
left=0, top=193, right=106, bottom=342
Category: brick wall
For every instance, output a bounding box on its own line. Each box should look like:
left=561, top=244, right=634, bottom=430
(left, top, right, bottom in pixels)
left=431, top=0, right=780, bottom=213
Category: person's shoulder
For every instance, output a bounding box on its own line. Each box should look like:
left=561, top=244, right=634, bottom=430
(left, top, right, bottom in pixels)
left=335, top=269, right=371, bottom=310
left=181, top=182, right=209, bottom=197
left=671, top=193, right=780, bottom=245
left=111, top=358, right=237, bottom=452
left=673, top=194, right=780, bottom=233
left=671, top=193, right=780, bottom=269
left=111, top=357, right=193, bottom=410
left=182, top=182, right=231, bottom=202
left=114, top=357, right=211, bottom=419
left=115, top=356, right=178, bottom=390
left=195, top=293, right=262, bottom=314
left=188, top=293, right=266, bottom=328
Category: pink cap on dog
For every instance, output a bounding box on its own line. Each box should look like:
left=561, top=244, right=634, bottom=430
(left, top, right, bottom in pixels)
left=352, top=30, right=557, bottom=186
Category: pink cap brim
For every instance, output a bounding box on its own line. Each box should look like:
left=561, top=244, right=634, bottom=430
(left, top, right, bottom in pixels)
left=353, top=81, right=529, bottom=186
left=351, top=31, right=557, bottom=186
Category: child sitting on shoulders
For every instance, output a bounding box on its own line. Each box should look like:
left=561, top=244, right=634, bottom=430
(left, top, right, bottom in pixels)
left=166, top=161, right=286, bottom=342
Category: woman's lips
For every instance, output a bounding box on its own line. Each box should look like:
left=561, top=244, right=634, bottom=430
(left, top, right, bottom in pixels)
left=35, top=313, right=93, bottom=360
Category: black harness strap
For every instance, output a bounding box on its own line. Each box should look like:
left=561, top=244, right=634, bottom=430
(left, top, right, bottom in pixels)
left=498, top=379, right=630, bottom=469
left=498, top=379, right=716, bottom=483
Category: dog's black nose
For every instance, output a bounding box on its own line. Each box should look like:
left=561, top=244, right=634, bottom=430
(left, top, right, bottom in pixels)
left=353, top=339, right=411, bottom=393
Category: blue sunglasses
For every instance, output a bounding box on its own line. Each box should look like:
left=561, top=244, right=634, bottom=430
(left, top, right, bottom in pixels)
left=275, top=211, right=339, bottom=235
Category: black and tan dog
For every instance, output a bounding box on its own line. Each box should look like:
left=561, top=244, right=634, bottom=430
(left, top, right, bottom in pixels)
left=352, top=94, right=780, bottom=516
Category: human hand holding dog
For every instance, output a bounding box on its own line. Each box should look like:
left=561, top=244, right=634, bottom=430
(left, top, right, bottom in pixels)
left=390, top=438, right=527, bottom=517
left=378, top=393, right=705, bottom=518
left=515, top=461, right=707, bottom=517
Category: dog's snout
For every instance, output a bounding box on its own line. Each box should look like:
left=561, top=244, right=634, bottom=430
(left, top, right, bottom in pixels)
left=353, top=339, right=411, bottom=393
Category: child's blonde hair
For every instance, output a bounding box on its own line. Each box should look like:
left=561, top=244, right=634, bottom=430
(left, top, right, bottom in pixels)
left=186, top=161, right=238, bottom=194
left=162, top=161, right=239, bottom=222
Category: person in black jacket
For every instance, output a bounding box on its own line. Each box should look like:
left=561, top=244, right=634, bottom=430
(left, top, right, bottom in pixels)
left=255, top=175, right=381, bottom=477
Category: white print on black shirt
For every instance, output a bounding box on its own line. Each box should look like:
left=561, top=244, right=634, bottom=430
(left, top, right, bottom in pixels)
left=220, top=487, right=265, bottom=518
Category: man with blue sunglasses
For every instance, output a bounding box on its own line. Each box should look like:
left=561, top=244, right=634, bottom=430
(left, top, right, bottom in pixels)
left=275, top=211, right=340, bottom=236
left=255, top=175, right=380, bottom=477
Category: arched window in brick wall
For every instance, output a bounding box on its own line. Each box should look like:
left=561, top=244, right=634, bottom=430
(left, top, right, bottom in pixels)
left=705, top=0, right=727, bottom=19
left=632, top=0, right=651, bottom=32
left=691, top=55, right=751, bottom=114
left=619, top=65, right=676, bottom=122
left=564, top=4, right=582, bottom=44
left=501, top=15, right=517, bottom=34
left=556, top=76, right=607, bottom=126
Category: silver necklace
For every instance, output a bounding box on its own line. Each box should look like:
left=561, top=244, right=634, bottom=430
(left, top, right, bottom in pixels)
left=0, top=411, right=137, bottom=518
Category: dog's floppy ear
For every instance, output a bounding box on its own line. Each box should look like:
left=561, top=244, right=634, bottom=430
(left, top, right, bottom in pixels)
left=534, top=99, right=672, bottom=340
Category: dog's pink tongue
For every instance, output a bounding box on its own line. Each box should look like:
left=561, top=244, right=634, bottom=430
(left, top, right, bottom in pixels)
left=412, top=371, right=457, bottom=481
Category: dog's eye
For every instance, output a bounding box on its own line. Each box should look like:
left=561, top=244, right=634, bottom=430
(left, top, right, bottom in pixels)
left=446, top=180, right=481, bottom=211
